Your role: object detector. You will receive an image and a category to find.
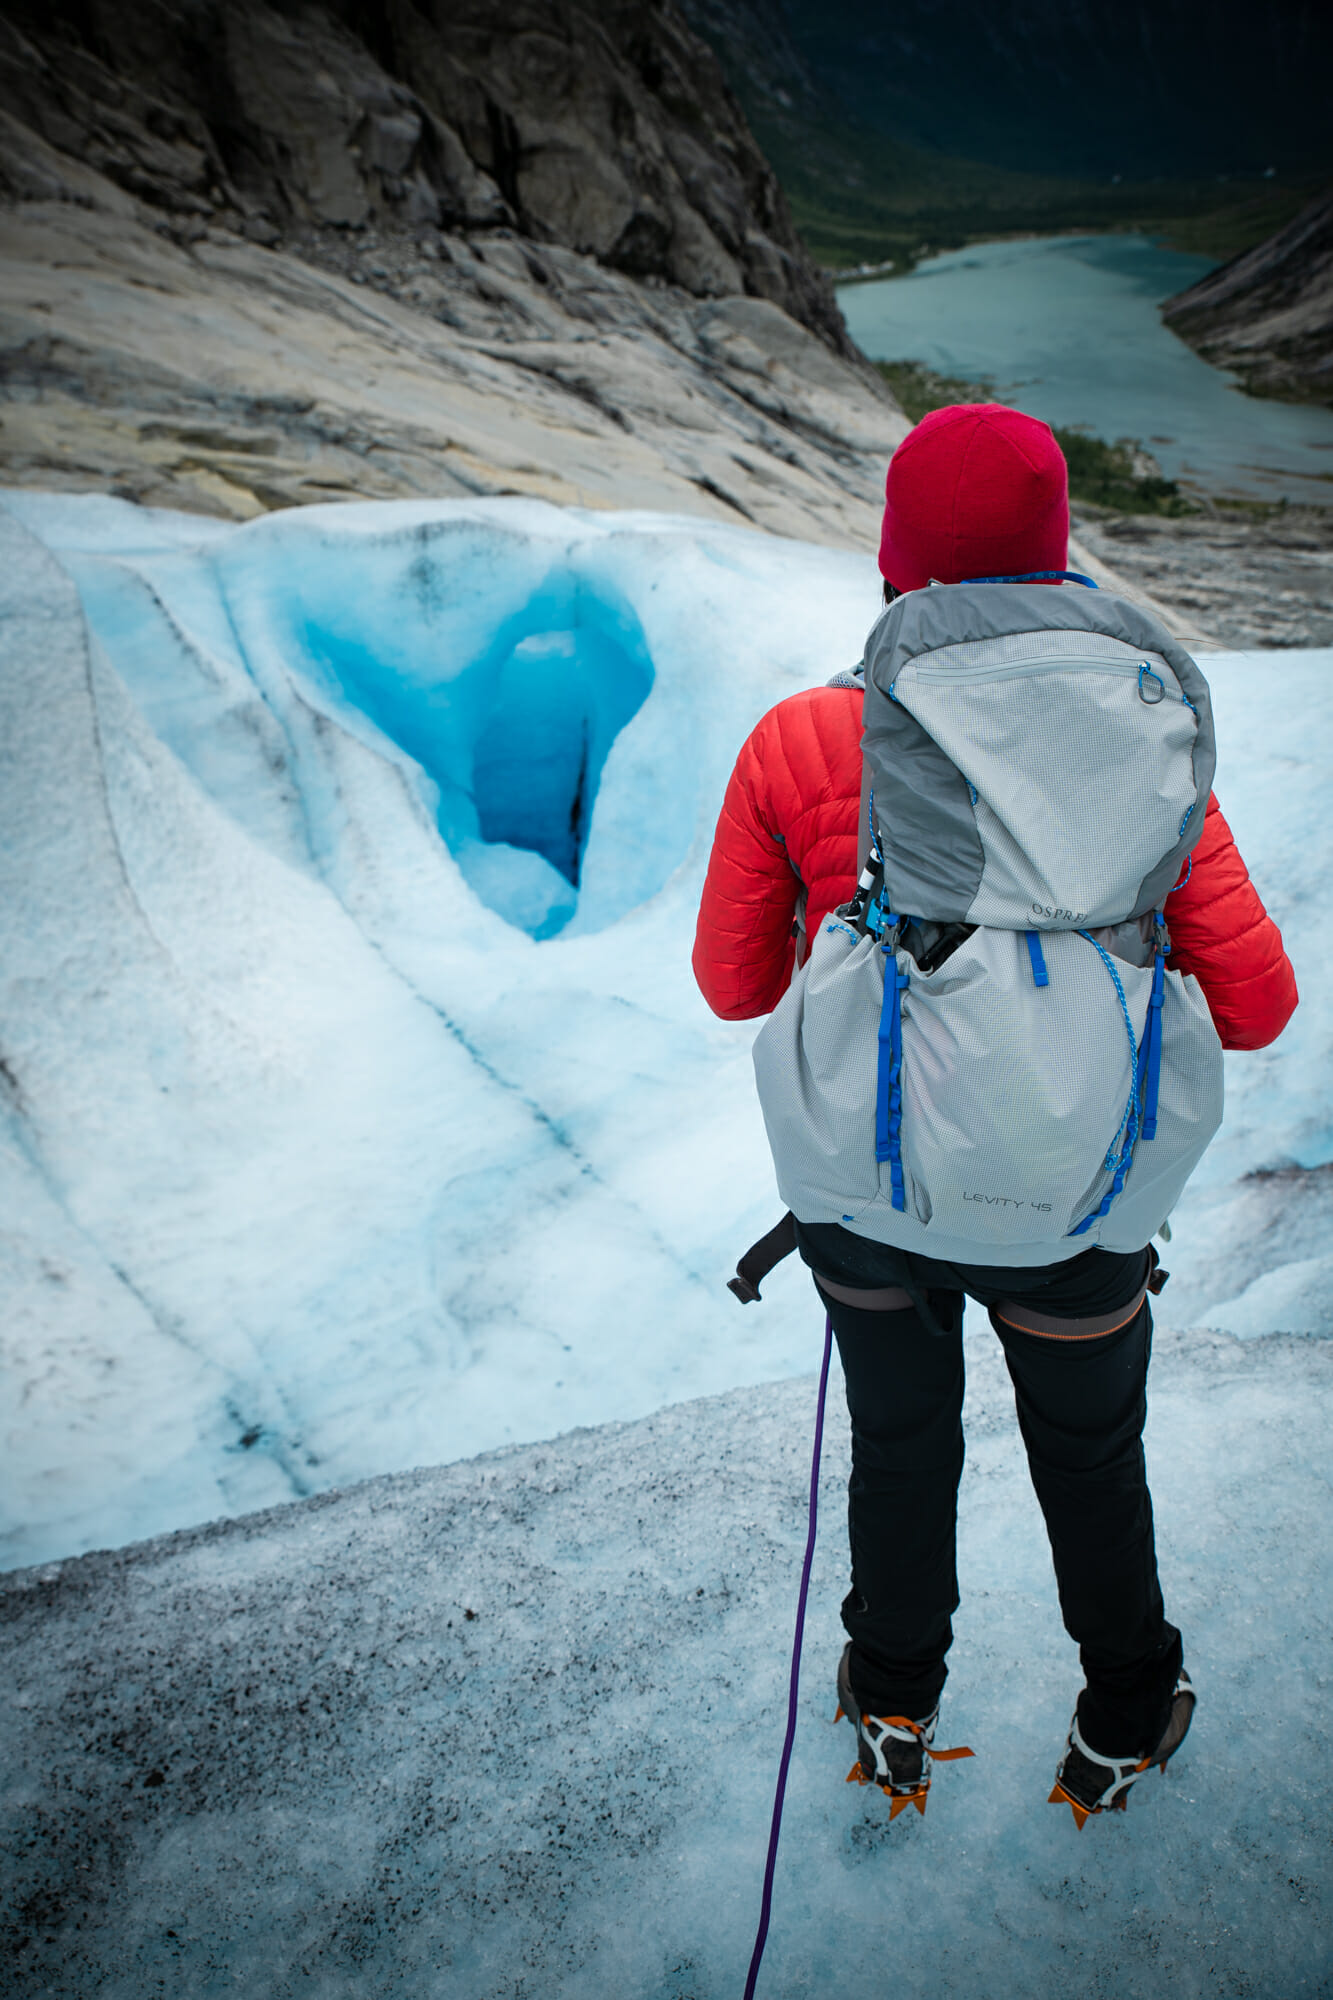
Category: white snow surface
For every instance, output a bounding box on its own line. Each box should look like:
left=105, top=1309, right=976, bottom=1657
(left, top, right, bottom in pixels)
left=1, top=1332, right=1329, bottom=1998
left=0, top=490, right=1329, bottom=1575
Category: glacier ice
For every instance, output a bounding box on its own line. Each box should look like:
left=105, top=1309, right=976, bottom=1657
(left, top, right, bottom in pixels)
left=0, top=488, right=1329, bottom=1575
left=34, top=503, right=659, bottom=939
left=0, top=493, right=879, bottom=1567
left=0, top=486, right=1329, bottom=1998
left=1, top=1331, right=1328, bottom=1998
left=227, top=519, right=657, bottom=937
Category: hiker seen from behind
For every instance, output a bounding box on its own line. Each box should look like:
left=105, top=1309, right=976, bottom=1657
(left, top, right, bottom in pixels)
left=693, top=404, right=1298, bottom=1825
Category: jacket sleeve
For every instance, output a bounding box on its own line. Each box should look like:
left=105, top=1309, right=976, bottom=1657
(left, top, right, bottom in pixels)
left=692, top=708, right=801, bottom=1020
left=1163, top=793, right=1298, bottom=1050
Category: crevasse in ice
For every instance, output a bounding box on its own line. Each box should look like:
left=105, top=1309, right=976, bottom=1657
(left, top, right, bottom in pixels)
left=60, top=507, right=658, bottom=941
left=282, top=524, right=655, bottom=938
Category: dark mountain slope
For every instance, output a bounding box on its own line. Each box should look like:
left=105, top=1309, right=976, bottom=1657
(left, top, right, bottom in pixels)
left=0, top=0, right=850, bottom=353
left=1162, top=188, right=1333, bottom=407
left=677, top=0, right=1328, bottom=271
left=0, top=0, right=914, bottom=540
left=778, top=0, right=1332, bottom=183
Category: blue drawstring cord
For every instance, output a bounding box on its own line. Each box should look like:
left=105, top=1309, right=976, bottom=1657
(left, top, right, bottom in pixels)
left=1067, top=933, right=1142, bottom=1236
left=875, top=925, right=909, bottom=1209
left=1068, top=919, right=1169, bottom=1234
left=867, top=787, right=883, bottom=865
left=1139, top=915, right=1168, bottom=1141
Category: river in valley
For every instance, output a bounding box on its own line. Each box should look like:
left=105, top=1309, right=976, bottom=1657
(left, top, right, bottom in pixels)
left=838, top=234, right=1333, bottom=507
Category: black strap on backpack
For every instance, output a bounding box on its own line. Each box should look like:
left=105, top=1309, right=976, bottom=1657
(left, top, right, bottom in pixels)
left=728, top=1211, right=957, bottom=1337
left=728, top=1212, right=798, bottom=1302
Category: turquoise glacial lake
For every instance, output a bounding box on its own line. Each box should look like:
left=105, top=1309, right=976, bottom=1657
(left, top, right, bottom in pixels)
left=837, top=234, right=1333, bottom=506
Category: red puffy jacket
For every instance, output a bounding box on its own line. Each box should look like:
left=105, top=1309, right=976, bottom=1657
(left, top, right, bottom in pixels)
left=693, top=683, right=1298, bottom=1049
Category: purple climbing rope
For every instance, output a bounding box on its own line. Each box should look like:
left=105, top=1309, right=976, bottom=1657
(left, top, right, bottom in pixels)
left=742, top=1314, right=834, bottom=2000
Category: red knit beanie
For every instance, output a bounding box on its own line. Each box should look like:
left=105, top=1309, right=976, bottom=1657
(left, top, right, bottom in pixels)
left=878, top=404, right=1069, bottom=591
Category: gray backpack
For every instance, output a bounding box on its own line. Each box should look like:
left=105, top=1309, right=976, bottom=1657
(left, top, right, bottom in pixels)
left=752, top=577, right=1225, bottom=1266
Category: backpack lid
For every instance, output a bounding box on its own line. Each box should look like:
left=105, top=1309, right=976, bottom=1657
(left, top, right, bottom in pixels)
left=860, top=581, right=1216, bottom=928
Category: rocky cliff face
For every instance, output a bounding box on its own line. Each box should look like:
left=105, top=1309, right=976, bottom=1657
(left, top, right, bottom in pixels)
left=0, top=0, right=916, bottom=544
left=0, top=0, right=848, bottom=352
left=0, top=194, right=907, bottom=543
left=1162, top=189, right=1333, bottom=408
left=0, top=0, right=1276, bottom=640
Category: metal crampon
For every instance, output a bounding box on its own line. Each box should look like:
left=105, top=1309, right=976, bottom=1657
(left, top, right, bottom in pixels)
left=835, top=1692, right=974, bottom=1820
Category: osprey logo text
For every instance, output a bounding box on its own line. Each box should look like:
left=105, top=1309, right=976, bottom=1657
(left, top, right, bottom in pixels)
left=1031, top=903, right=1087, bottom=924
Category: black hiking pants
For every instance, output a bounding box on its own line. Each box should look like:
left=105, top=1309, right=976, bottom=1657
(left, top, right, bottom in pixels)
left=796, top=1222, right=1182, bottom=1759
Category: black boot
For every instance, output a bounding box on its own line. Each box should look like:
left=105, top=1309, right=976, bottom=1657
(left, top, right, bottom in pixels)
left=1051, top=1669, right=1196, bottom=1827
left=836, top=1644, right=973, bottom=1818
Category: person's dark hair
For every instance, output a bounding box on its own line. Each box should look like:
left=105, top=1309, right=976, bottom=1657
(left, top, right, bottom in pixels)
left=882, top=579, right=900, bottom=606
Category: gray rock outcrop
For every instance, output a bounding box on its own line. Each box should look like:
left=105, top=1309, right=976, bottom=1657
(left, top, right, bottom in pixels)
left=1070, top=504, right=1333, bottom=651
left=0, top=0, right=916, bottom=548
left=0, top=193, right=906, bottom=544
left=0, top=0, right=1294, bottom=641
left=0, top=0, right=848, bottom=352
left=1162, top=188, right=1333, bottom=409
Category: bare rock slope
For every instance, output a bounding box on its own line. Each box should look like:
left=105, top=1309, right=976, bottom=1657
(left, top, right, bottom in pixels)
left=0, top=0, right=846, bottom=347
left=0, top=0, right=1221, bottom=637
left=1162, top=187, right=1333, bottom=409
left=0, top=0, right=913, bottom=544
left=1071, top=504, right=1333, bottom=651
left=0, top=196, right=906, bottom=542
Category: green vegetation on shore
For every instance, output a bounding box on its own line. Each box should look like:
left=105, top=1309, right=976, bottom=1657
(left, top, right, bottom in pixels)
left=738, top=85, right=1320, bottom=276
left=798, top=155, right=1317, bottom=278
left=875, top=360, right=1199, bottom=516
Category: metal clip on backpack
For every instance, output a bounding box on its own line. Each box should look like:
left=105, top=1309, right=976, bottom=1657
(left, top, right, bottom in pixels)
left=751, top=573, right=1225, bottom=1266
